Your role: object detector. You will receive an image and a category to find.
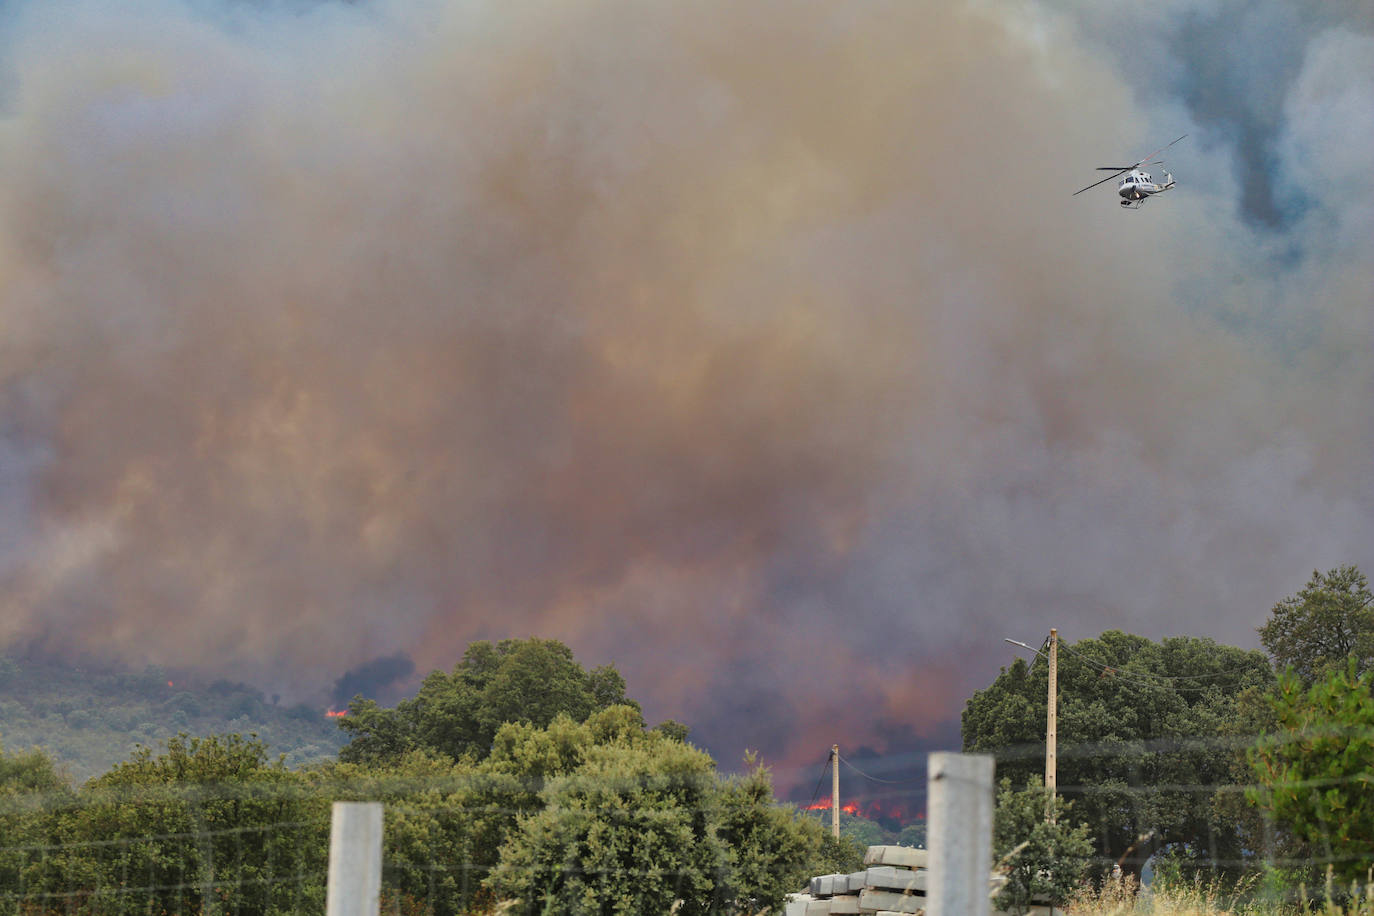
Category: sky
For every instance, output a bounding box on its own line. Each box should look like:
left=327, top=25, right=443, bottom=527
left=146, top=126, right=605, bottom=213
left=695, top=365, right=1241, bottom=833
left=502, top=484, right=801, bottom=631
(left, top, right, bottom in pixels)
left=0, top=0, right=1370, bottom=808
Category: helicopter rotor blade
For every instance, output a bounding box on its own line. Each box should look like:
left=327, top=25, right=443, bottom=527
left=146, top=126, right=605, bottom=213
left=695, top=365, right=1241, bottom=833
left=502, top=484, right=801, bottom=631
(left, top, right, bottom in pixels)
left=1074, top=168, right=1128, bottom=196
left=1076, top=135, right=1185, bottom=197
left=1136, top=134, right=1187, bottom=167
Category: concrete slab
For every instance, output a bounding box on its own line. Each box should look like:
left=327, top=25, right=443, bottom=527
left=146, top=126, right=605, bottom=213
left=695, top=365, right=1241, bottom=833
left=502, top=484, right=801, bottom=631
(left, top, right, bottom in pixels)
left=826, top=895, right=863, bottom=914
left=859, top=889, right=925, bottom=914
left=865, top=865, right=927, bottom=893
left=863, top=846, right=929, bottom=869
left=810, top=874, right=846, bottom=897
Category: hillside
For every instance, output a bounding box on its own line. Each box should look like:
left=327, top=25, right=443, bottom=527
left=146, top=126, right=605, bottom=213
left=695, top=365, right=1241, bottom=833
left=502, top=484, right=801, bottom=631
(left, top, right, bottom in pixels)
left=0, top=656, right=346, bottom=783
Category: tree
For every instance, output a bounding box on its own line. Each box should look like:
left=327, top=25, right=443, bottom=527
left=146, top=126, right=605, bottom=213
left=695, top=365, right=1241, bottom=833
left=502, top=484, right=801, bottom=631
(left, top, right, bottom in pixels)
left=812, top=832, right=865, bottom=876
left=1248, top=657, right=1374, bottom=885
left=1258, top=566, right=1374, bottom=686
left=0, top=742, right=65, bottom=796
left=20, top=734, right=328, bottom=916
left=321, top=705, right=695, bottom=916
left=963, top=631, right=1275, bottom=877
left=712, top=759, right=826, bottom=914
left=486, top=738, right=722, bottom=915
left=311, top=748, right=502, bottom=916
left=992, top=777, right=1094, bottom=915
left=896, top=820, right=926, bottom=849
left=484, top=721, right=826, bottom=915
left=338, top=638, right=641, bottom=765
left=0, top=744, right=69, bottom=903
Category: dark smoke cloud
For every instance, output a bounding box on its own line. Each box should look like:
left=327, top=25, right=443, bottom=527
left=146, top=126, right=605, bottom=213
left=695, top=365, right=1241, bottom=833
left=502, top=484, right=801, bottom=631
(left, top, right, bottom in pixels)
left=330, top=651, right=414, bottom=708
left=0, top=0, right=1369, bottom=787
left=1045, top=0, right=1373, bottom=225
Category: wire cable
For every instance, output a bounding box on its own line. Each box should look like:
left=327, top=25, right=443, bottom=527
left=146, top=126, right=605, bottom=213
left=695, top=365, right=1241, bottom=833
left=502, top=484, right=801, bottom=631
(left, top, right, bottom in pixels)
left=836, top=753, right=925, bottom=786
left=806, top=749, right=833, bottom=808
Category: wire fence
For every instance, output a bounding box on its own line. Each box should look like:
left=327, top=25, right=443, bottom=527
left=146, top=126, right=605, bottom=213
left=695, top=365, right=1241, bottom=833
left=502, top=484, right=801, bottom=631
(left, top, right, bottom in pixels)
left=0, top=732, right=1371, bottom=916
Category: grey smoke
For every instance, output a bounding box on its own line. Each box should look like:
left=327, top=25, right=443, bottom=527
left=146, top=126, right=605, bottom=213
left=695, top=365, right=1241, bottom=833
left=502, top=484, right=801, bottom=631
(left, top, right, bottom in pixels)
left=0, top=0, right=1368, bottom=781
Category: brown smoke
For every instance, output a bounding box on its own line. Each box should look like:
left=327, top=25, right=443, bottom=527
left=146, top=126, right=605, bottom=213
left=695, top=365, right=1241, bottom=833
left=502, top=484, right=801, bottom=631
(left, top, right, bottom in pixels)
left=0, top=0, right=1369, bottom=773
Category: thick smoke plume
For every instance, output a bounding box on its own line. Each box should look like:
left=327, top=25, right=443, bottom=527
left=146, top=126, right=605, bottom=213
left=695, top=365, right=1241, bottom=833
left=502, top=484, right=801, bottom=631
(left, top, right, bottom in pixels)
left=0, top=0, right=1369, bottom=785
left=330, top=652, right=414, bottom=708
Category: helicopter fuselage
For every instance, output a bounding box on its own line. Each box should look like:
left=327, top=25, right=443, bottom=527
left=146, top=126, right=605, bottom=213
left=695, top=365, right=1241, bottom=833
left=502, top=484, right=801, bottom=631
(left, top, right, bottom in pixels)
left=1073, top=134, right=1186, bottom=208
left=1117, top=169, right=1173, bottom=206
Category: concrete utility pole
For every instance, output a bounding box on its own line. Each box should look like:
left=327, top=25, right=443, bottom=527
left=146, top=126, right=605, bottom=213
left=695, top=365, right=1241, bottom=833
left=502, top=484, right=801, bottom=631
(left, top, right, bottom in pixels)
left=831, top=744, right=840, bottom=839
left=926, top=752, right=995, bottom=916
left=1046, top=628, right=1058, bottom=822
left=326, top=802, right=383, bottom=916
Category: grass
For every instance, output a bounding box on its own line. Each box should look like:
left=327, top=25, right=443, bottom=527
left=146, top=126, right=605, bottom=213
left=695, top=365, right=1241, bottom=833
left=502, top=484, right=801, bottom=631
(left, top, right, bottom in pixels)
left=1062, top=869, right=1374, bottom=916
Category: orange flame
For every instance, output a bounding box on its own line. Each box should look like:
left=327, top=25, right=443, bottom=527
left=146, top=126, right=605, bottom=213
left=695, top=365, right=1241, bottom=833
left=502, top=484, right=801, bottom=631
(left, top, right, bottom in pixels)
left=801, top=798, right=860, bottom=816
left=325, top=709, right=348, bottom=718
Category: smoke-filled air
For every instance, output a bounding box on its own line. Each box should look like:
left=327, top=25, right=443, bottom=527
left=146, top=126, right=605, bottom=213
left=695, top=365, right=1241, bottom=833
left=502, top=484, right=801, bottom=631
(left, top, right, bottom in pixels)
left=0, top=0, right=1370, bottom=789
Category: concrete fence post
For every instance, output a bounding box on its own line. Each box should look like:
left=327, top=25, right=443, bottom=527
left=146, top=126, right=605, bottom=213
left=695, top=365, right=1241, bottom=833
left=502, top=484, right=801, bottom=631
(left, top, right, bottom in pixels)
left=326, top=801, right=383, bottom=916
left=927, top=752, right=995, bottom=916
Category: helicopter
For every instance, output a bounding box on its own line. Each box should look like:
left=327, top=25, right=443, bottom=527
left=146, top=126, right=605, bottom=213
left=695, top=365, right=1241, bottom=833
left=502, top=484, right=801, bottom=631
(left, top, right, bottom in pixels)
left=1073, top=134, right=1187, bottom=208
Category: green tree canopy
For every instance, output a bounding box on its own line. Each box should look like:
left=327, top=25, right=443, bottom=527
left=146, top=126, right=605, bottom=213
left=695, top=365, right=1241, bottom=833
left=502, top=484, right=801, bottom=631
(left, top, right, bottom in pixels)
left=486, top=736, right=824, bottom=916
left=311, top=705, right=692, bottom=915
left=338, top=638, right=641, bottom=766
left=993, top=776, right=1094, bottom=915
left=18, top=734, right=327, bottom=916
left=962, top=631, right=1274, bottom=877
left=1258, top=565, right=1374, bottom=686
left=1248, top=657, right=1374, bottom=885
left=0, top=743, right=70, bottom=903
left=0, top=742, right=65, bottom=796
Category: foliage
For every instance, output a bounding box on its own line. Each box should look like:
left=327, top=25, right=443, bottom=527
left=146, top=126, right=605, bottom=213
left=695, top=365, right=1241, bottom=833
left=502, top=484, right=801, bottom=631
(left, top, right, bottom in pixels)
left=1258, top=566, right=1374, bottom=687
left=1248, top=657, right=1374, bottom=886
left=338, top=638, right=641, bottom=766
left=813, top=832, right=866, bottom=876
left=488, top=739, right=721, bottom=915
left=798, top=808, right=911, bottom=851
left=14, top=734, right=329, bottom=916
left=896, top=820, right=927, bottom=848
left=0, top=655, right=344, bottom=782
left=963, top=631, right=1275, bottom=877
left=713, top=762, right=827, bottom=914
left=992, top=776, right=1094, bottom=914
left=0, top=637, right=838, bottom=916
left=309, top=748, right=504, bottom=916
left=485, top=724, right=826, bottom=915
left=0, top=743, right=70, bottom=906
left=0, top=742, right=65, bottom=796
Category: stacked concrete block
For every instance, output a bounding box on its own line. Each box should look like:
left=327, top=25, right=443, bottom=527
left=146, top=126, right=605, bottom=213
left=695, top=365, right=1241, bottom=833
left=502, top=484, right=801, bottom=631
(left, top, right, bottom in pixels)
left=796, top=847, right=929, bottom=915
left=865, top=865, right=926, bottom=894
left=863, top=846, right=928, bottom=869
left=808, top=874, right=847, bottom=897
left=794, top=845, right=1041, bottom=916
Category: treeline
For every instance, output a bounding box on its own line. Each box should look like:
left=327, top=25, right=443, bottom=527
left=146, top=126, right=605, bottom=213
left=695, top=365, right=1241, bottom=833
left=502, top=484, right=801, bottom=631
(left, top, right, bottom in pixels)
left=6, top=567, right=1369, bottom=914
left=0, top=638, right=856, bottom=916
left=965, top=565, right=1374, bottom=912
left=0, top=657, right=344, bottom=782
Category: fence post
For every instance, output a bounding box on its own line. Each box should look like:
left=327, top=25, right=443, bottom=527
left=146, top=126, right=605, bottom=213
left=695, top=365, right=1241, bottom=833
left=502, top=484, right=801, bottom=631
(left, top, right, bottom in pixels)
left=927, top=752, right=995, bottom=916
left=327, top=801, right=383, bottom=916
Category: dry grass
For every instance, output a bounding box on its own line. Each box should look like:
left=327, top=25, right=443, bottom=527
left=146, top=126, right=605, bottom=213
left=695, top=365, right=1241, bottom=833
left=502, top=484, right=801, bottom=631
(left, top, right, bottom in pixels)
left=1061, top=870, right=1374, bottom=916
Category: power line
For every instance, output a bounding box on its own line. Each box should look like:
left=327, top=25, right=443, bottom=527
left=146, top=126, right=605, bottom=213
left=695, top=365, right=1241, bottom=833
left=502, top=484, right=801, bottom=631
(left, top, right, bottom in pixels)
left=836, top=753, right=925, bottom=786
left=806, top=748, right=833, bottom=808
